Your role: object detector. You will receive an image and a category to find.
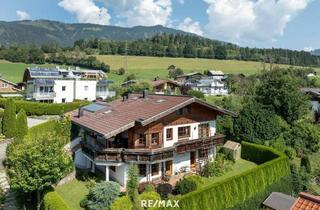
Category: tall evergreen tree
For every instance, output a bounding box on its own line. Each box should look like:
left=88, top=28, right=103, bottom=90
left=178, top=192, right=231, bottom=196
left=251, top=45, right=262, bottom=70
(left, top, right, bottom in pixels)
left=127, top=165, right=140, bottom=210
left=16, top=109, right=28, bottom=141
left=2, top=99, right=16, bottom=138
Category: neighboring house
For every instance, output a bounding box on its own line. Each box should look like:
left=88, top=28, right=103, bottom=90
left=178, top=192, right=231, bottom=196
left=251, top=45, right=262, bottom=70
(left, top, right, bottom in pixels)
left=0, top=77, right=21, bottom=93
left=70, top=92, right=236, bottom=187
left=175, top=72, right=203, bottom=84
left=262, top=192, right=320, bottom=210
left=262, top=192, right=297, bottom=210
left=150, top=78, right=181, bottom=95
left=206, top=70, right=226, bottom=80
left=185, top=78, right=228, bottom=96
left=301, top=88, right=320, bottom=121
left=23, top=67, right=115, bottom=103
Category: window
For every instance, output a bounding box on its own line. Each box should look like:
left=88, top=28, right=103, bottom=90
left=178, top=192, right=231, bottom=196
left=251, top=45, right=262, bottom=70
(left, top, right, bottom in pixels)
left=138, top=134, right=146, bottom=145
left=166, top=128, right=173, bottom=141
left=139, top=164, right=146, bottom=177
left=199, top=123, right=210, bottom=138
left=152, top=163, right=159, bottom=176
left=110, top=166, right=116, bottom=172
left=62, top=98, right=66, bottom=103
left=151, top=133, right=159, bottom=144
left=84, top=86, right=89, bottom=91
left=178, top=126, right=190, bottom=139
left=62, top=86, right=66, bottom=91
left=176, top=109, right=183, bottom=115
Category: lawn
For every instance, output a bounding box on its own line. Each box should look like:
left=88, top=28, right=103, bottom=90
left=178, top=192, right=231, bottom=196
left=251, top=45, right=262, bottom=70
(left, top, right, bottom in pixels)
left=203, top=159, right=257, bottom=185
left=0, top=60, right=58, bottom=83
left=55, top=179, right=89, bottom=210
left=1, top=55, right=320, bottom=85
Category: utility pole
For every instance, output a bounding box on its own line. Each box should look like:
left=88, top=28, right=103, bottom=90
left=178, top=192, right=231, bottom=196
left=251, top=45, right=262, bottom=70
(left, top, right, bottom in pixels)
left=123, top=40, right=128, bottom=72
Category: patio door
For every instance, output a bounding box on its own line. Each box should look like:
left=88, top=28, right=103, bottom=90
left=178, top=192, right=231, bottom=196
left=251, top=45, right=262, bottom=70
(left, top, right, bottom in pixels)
left=190, top=151, right=196, bottom=169
left=165, top=160, right=172, bottom=176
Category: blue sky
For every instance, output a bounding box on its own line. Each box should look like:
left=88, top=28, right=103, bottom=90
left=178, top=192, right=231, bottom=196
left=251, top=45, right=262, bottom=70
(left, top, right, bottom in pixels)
left=0, top=0, right=318, bottom=51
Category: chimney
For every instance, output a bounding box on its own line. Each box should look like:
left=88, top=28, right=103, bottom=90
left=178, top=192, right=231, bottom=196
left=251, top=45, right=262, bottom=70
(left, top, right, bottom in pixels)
left=122, top=92, right=130, bottom=101
left=143, top=89, right=148, bottom=99
left=78, top=106, right=84, bottom=117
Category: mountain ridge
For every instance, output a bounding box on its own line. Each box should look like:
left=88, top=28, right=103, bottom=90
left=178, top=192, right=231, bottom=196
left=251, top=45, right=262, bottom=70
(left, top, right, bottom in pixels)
left=0, top=19, right=193, bottom=47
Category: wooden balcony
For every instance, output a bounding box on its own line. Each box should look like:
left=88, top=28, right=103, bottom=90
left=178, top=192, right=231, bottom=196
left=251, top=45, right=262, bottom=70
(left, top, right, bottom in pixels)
left=81, top=134, right=225, bottom=164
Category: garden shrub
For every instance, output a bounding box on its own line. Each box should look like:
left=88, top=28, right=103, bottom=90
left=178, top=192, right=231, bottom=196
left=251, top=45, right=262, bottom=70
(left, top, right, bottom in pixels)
left=175, top=178, right=197, bottom=195
left=200, top=153, right=233, bottom=177
left=0, top=98, right=90, bottom=116
left=157, top=183, right=172, bottom=198
left=85, top=181, right=120, bottom=210
left=110, top=196, right=132, bottom=210
left=156, top=142, right=290, bottom=210
left=43, top=190, right=70, bottom=210
left=144, top=183, right=155, bottom=192
left=300, top=155, right=312, bottom=173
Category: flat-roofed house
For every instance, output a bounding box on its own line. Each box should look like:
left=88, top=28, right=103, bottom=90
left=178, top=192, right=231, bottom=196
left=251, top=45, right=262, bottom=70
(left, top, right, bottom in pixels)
left=70, top=92, right=236, bottom=187
left=23, top=67, right=115, bottom=103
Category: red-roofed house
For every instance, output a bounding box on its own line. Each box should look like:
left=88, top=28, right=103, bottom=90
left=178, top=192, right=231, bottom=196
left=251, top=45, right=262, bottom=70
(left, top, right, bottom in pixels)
left=291, top=192, right=320, bottom=210
left=71, top=92, right=236, bottom=187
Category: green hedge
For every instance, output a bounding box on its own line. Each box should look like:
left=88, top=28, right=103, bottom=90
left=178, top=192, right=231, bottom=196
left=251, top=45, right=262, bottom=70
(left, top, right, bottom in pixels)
left=0, top=98, right=90, bottom=116
left=229, top=175, right=292, bottom=210
left=43, top=191, right=70, bottom=210
left=158, top=142, right=290, bottom=210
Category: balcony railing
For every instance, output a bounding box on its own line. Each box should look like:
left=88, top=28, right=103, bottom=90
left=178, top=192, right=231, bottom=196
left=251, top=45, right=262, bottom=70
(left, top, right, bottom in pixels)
left=32, top=92, right=56, bottom=99
left=96, top=91, right=116, bottom=98
left=81, top=134, right=225, bottom=163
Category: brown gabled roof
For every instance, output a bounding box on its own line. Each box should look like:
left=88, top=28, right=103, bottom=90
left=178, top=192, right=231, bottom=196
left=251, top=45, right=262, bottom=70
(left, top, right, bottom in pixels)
left=150, top=79, right=181, bottom=87
left=71, top=94, right=236, bottom=139
left=291, top=192, right=320, bottom=210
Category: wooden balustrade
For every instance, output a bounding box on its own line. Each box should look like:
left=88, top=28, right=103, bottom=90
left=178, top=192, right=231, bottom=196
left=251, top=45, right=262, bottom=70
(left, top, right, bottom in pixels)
left=81, top=134, right=225, bottom=163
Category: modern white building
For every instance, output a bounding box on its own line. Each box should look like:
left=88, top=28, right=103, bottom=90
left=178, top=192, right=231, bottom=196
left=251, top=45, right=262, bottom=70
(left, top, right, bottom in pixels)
left=23, top=67, right=115, bottom=103
left=186, top=78, right=228, bottom=96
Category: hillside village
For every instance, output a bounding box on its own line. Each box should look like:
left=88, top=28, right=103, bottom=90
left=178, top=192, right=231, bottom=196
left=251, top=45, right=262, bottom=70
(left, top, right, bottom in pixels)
left=0, top=56, right=318, bottom=210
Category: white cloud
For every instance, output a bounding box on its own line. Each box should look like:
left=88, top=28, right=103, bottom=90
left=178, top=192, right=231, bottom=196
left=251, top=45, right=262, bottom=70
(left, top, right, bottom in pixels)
left=303, top=46, right=313, bottom=52
left=16, top=10, right=30, bottom=20
left=104, top=0, right=172, bottom=27
left=178, top=17, right=203, bottom=35
left=204, top=0, right=310, bottom=43
left=176, top=0, right=185, bottom=4
left=58, top=0, right=111, bottom=25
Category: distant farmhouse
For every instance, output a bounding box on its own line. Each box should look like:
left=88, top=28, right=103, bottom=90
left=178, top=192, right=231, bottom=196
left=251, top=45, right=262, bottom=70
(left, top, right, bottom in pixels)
left=150, top=78, right=181, bottom=95
left=0, top=76, right=23, bottom=98
left=22, top=67, right=115, bottom=103
left=177, top=70, right=228, bottom=96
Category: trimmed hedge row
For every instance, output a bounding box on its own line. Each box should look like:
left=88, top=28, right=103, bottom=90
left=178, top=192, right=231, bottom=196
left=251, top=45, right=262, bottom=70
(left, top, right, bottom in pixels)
left=158, top=142, right=290, bottom=210
left=0, top=98, right=90, bottom=116
left=229, top=175, right=293, bottom=210
left=43, top=191, right=70, bottom=210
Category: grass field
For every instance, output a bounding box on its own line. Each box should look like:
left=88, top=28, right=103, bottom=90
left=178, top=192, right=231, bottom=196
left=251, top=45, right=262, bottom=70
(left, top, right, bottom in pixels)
left=203, top=159, right=257, bottom=185
left=1, top=55, right=319, bottom=84
left=55, top=179, right=89, bottom=210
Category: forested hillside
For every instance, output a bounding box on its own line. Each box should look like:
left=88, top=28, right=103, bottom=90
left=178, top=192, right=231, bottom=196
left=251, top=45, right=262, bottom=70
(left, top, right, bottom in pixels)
left=74, top=34, right=320, bottom=67
left=0, top=20, right=190, bottom=46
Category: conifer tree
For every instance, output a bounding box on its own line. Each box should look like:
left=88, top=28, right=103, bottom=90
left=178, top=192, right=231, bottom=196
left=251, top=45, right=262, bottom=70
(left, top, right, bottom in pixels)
left=16, top=109, right=28, bottom=141
left=2, top=99, right=16, bottom=138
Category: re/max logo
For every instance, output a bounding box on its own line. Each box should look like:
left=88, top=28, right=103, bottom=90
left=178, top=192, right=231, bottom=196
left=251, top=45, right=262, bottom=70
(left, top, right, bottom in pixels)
left=141, top=199, right=180, bottom=208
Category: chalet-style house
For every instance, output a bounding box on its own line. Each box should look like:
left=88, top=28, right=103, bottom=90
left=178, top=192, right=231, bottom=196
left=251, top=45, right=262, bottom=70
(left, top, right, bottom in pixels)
left=150, top=78, right=181, bottom=95
left=22, top=67, right=115, bottom=103
left=71, top=92, right=235, bottom=186
left=0, top=77, right=21, bottom=93
left=175, top=72, right=203, bottom=84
